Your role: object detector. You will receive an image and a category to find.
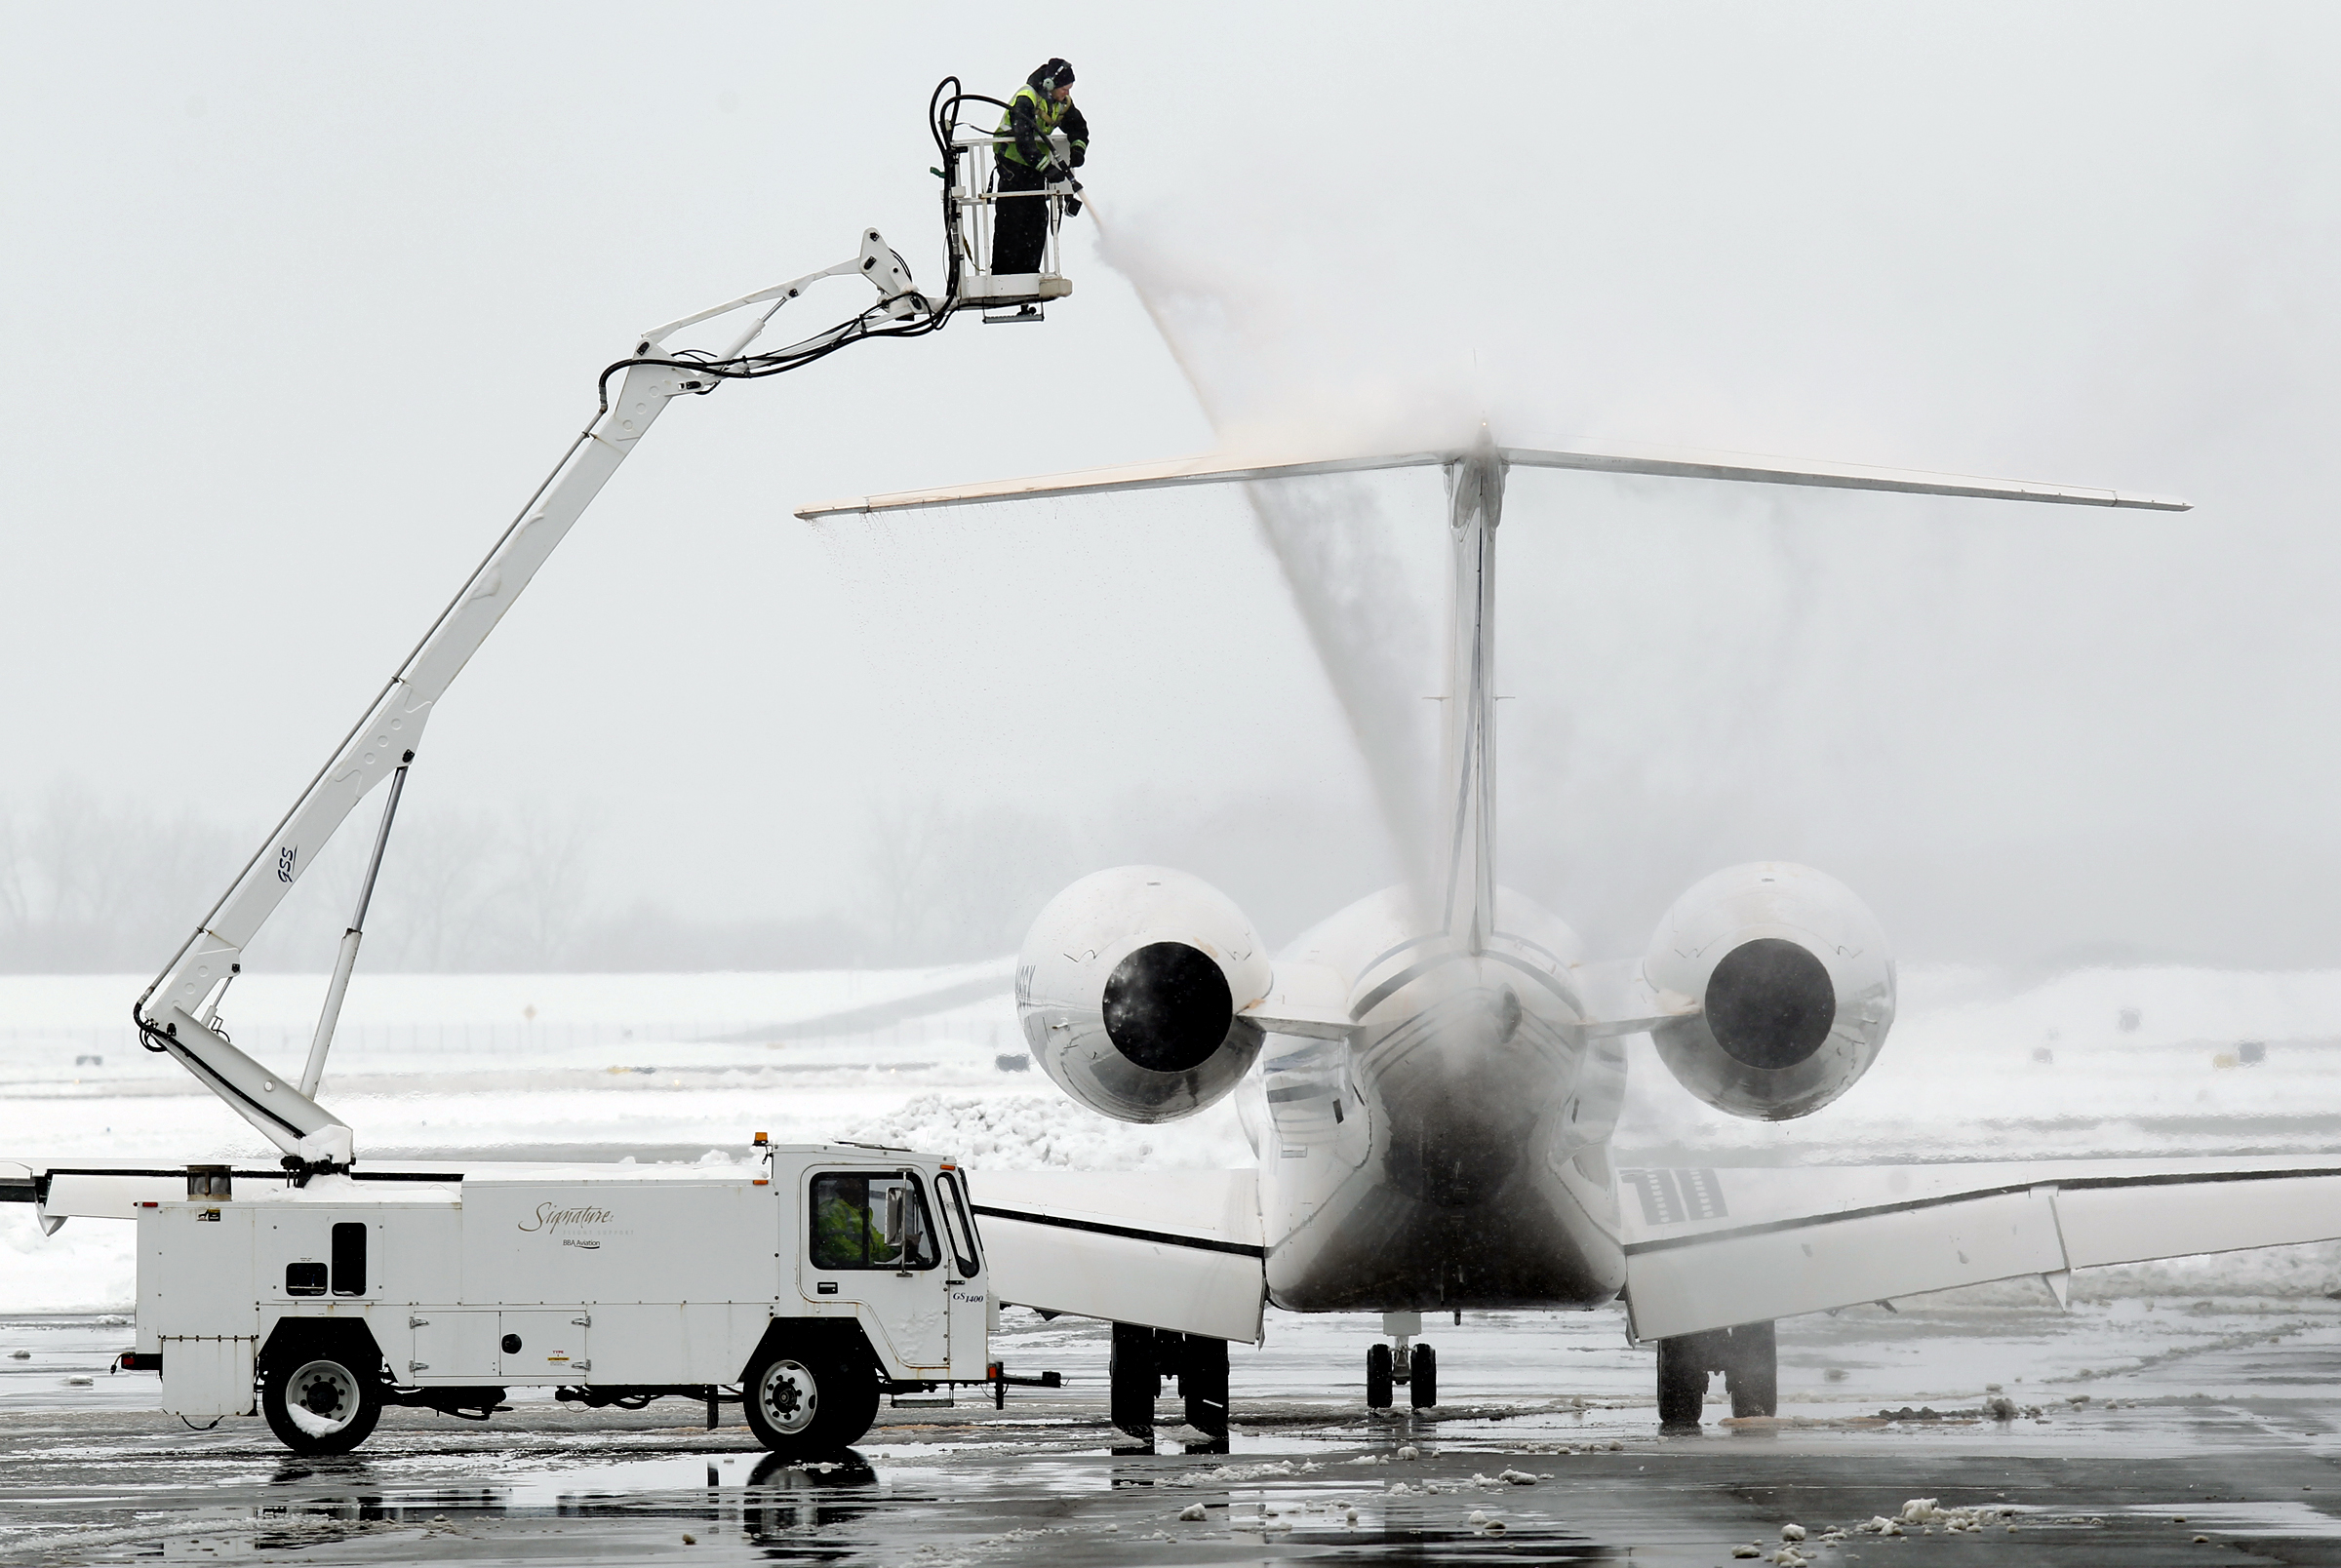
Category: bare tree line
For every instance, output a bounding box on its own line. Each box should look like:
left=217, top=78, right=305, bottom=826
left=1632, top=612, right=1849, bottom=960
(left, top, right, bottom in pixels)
left=0, top=784, right=1392, bottom=974
left=0, top=787, right=616, bottom=974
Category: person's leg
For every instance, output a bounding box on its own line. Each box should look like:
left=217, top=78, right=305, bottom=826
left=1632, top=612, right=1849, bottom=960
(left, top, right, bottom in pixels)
left=992, top=164, right=1046, bottom=274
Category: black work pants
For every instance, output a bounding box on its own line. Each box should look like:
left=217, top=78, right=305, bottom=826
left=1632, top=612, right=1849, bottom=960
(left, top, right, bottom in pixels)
left=992, top=161, right=1050, bottom=275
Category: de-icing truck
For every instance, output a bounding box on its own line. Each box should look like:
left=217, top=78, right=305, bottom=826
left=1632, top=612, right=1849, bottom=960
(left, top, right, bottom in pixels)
left=1, top=79, right=1089, bottom=1458
left=95, top=1139, right=1029, bottom=1456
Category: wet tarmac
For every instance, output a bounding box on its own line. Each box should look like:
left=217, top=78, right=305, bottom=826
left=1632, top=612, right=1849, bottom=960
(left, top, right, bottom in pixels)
left=11, top=1294, right=2341, bottom=1565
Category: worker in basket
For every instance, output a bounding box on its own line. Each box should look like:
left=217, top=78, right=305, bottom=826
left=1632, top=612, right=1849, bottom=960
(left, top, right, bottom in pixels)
left=993, top=58, right=1088, bottom=277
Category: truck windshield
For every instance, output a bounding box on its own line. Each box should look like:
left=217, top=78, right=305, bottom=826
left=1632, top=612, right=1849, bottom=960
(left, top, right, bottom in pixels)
left=810, top=1172, right=940, bottom=1271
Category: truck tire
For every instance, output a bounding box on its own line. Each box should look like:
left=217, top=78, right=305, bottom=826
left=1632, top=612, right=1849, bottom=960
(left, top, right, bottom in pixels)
left=743, top=1344, right=878, bottom=1457
left=259, top=1347, right=382, bottom=1455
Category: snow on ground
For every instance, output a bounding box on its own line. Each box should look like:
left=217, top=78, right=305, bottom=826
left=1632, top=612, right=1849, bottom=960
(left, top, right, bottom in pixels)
left=1, top=1206, right=133, bottom=1314
left=1613, top=962, right=2341, bottom=1164
left=6, top=961, right=2341, bottom=1312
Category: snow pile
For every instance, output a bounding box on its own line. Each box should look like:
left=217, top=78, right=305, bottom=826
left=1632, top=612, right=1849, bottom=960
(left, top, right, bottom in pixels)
left=1847, top=1500, right=2016, bottom=1538
left=1, top=1206, right=135, bottom=1313
left=1895, top=1499, right=2015, bottom=1533
left=845, top=1092, right=1250, bottom=1171
left=1167, top=1459, right=1321, bottom=1487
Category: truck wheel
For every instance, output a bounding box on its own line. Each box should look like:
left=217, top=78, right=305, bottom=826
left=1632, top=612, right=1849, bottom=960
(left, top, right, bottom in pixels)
left=743, top=1346, right=878, bottom=1457
left=260, top=1350, right=381, bottom=1455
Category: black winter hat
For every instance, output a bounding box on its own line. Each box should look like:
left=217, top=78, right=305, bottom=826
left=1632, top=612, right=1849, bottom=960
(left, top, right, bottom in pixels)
left=1031, top=59, right=1075, bottom=91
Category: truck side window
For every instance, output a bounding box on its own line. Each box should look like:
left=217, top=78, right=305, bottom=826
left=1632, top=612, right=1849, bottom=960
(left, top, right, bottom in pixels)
left=811, top=1172, right=940, bottom=1271
left=284, top=1262, right=327, bottom=1296
left=331, top=1222, right=368, bottom=1296
left=935, top=1172, right=981, bottom=1279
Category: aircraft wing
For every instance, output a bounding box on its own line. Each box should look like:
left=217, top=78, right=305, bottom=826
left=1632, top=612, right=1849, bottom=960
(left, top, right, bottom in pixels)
left=1620, top=1155, right=2341, bottom=1341
left=798, top=441, right=2190, bottom=520
left=965, top=1167, right=1266, bottom=1344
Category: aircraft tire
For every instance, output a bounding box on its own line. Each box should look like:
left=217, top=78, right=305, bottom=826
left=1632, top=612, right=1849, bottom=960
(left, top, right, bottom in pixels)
left=1723, top=1321, right=1777, bottom=1418
left=1181, top=1335, right=1230, bottom=1446
left=1109, top=1321, right=1158, bottom=1446
left=1409, top=1343, right=1437, bottom=1408
left=1654, top=1334, right=1709, bottom=1428
left=1366, top=1342, right=1394, bottom=1408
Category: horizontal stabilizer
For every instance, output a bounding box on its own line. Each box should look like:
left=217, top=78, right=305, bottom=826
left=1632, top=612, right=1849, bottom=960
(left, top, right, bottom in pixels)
left=798, top=450, right=1449, bottom=520
left=798, top=440, right=2190, bottom=521
left=1498, top=444, right=2189, bottom=510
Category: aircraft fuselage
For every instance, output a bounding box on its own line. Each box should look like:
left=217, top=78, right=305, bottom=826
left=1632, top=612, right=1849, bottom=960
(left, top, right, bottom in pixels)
left=1240, top=884, right=1629, bottom=1312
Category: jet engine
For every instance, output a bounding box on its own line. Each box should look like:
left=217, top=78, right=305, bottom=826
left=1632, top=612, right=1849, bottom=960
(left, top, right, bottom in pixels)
left=1642, top=862, right=1895, bottom=1121
left=1015, top=866, right=1273, bottom=1124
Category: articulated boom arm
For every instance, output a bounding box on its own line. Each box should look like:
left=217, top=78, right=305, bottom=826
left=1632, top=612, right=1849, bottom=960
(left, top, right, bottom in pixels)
left=139, top=231, right=932, bottom=1168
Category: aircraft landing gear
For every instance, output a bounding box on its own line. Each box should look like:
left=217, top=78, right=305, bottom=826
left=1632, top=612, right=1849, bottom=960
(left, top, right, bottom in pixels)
left=1109, top=1323, right=1229, bottom=1453
left=1654, top=1319, right=1776, bottom=1428
left=1367, top=1312, right=1438, bottom=1411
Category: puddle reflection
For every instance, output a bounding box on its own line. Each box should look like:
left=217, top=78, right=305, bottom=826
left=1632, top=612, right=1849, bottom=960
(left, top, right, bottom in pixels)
left=250, top=1449, right=893, bottom=1532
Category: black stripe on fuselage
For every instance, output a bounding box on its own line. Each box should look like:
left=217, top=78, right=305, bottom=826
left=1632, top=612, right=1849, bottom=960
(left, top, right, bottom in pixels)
left=971, top=1203, right=1266, bottom=1260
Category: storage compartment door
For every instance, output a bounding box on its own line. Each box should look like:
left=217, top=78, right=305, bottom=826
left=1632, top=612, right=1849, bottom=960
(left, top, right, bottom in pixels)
left=159, top=1335, right=256, bottom=1417
left=496, top=1310, right=591, bottom=1383
left=405, top=1311, right=498, bottom=1381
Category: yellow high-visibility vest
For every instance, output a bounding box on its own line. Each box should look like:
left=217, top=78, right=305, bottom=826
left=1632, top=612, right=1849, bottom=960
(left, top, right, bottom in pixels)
left=996, top=84, right=1070, bottom=170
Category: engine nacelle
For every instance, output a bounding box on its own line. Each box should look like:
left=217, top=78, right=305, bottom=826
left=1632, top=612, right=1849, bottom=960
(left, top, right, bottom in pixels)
left=1015, top=866, right=1273, bottom=1124
left=1643, top=862, right=1895, bottom=1121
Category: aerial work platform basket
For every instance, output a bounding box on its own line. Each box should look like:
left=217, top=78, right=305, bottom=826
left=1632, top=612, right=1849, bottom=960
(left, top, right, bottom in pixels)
left=932, top=79, right=1077, bottom=323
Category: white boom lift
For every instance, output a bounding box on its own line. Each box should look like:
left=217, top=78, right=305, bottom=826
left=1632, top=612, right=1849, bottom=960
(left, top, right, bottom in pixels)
left=2, top=79, right=1086, bottom=1457
left=134, top=76, right=1084, bottom=1174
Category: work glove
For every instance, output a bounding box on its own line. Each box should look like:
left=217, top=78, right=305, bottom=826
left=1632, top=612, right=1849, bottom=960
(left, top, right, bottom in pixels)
left=1062, top=194, right=1083, bottom=217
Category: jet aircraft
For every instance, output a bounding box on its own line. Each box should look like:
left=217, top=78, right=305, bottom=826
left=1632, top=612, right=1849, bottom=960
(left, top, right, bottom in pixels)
left=799, top=434, right=2341, bottom=1442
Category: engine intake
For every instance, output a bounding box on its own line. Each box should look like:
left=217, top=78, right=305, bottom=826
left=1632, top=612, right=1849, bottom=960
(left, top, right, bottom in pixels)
left=1643, top=862, right=1895, bottom=1120
left=1016, top=866, right=1271, bottom=1123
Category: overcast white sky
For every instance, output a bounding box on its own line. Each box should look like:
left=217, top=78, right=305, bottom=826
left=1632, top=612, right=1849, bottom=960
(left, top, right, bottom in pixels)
left=6, top=3, right=2339, bottom=968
